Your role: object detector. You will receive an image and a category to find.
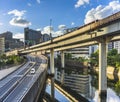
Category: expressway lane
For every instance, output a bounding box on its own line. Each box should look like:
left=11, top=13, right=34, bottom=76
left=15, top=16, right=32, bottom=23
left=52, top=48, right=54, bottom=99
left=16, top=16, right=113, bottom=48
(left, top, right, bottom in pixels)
left=0, top=77, right=20, bottom=96
left=3, top=76, right=32, bottom=102
left=0, top=59, right=35, bottom=101
left=0, top=55, right=48, bottom=102
left=3, top=60, right=43, bottom=102
left=0, top=62, right=33, bottom=87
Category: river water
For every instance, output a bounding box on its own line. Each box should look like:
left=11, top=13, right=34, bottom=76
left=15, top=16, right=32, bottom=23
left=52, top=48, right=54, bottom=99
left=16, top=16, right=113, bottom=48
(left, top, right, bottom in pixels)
left=46, top=68, right=120, bottom=102
left=92, top=88, right=120, bottom=102
left=46, top=85, right=120, bottom=102
left=46, top=84, right=70, bottom=102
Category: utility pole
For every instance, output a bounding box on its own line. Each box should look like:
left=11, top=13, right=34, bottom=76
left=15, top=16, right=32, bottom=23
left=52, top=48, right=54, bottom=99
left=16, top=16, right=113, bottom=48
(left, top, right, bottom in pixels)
left=50, top=19, right=52, bottom=42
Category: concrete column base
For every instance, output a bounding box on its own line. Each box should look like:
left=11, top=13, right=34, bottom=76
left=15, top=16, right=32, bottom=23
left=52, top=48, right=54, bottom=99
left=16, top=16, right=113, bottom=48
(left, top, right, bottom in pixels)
left=48, top=73, right=54, bottom=78
left=99, top=90, right=107, bottom=102
left=51, top=77, right=55, bottom=102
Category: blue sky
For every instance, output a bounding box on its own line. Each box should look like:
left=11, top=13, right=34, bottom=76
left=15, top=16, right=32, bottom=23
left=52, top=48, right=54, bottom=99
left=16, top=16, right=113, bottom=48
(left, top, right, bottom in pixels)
left=0, top=0, right=120, bottom=39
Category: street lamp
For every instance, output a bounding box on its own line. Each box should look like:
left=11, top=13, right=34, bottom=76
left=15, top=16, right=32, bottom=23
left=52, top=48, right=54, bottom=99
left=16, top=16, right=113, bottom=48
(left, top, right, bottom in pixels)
left=50, top=19, right=52, bottom=42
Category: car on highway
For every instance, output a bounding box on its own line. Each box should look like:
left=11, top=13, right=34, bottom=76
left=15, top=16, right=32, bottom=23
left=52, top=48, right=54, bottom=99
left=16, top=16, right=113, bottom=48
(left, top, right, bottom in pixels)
left=30, top=68, right=35, bottom=74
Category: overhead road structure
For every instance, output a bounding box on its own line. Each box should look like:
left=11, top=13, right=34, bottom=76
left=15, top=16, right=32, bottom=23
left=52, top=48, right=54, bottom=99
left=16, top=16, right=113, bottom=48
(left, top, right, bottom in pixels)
left=14, top=11, right=120, bottom=102
left=18, top=11, right=120, bottom=54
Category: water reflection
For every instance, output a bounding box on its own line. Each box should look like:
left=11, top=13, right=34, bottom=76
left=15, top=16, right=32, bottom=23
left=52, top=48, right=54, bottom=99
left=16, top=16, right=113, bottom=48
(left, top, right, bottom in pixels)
left=92, top=88, right=120, bottom=102
left=54, top=67, right=120, bottom=102
left=46, top=84, right=70, bottom=102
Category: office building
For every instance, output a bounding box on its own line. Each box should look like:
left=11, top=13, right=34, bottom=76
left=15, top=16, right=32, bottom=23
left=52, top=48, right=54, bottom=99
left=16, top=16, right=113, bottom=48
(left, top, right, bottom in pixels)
left=24, top=27, right=42, bottom=46
left=0, top=31, right=12, bottom=40
left=108, top=42, right=114, bottom=51
left=0, top=37, right=5, bottom=53
left=41, top=34, right=50, bottom=42
left=114, top=41, right=120, bottom=54
left=0, top=31, right=24, bottom=52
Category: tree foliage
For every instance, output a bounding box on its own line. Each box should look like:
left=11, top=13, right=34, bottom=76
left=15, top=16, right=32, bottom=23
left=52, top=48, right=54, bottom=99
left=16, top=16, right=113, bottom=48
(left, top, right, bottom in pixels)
left=107, top=49, right=120, bottom=68
left=90, top=49, right=120, bottom=68
left=90, top=50, right=99, bottom=66
left=115, top=81, right=120, bottom=96
left=65, top=53, right=72, bottom=59
left=0, top=54, right=24, bottom=68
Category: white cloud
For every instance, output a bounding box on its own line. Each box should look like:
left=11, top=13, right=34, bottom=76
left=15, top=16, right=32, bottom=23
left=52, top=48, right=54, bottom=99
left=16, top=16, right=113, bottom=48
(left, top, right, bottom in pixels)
left=58, top=25, right=66, bottom=30
left=41, top=25, right=66, bottom=37
left=36, top=28, right=41, bottom=31
left=28, top=3, right=32, bottom=6
left=75, top=0, right=89, bottom=8
left=9, top=17, right=31, bottom=27
left=93, top=88, right=120, bottom=102
left=8, top=9, right=26, bottom=17
left=0, top=23, right=3, bottom=26
left=41, top=26, right=54, bottom=35
left=8, top=9, right=31, bottom=27
left=71, top=22, right=75, bottom=26
left=13, top=33, right=24, bottom=41
left=54, top=31, right=64, bottom=37
left=84, top=0, right=120, bottom=24
left=37, top=0, right=40, bottom=4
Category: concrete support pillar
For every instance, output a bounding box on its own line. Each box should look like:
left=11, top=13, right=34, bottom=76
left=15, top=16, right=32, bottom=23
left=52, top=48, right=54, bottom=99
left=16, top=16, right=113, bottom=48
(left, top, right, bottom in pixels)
left=35, top=51, right=37, bottom=55
left=50, top=49, right=54, bottom=74
left=98, top=39, right=107, bottom=102
left=50, top=48, right=55, bottom=101
left=61, top=51, right=65, bottom=68
left=61, top=51, right=65, bottom=84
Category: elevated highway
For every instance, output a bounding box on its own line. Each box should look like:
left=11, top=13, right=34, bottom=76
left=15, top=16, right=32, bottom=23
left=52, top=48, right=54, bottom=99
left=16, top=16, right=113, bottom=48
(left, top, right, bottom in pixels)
left=5, top=11, right=120, bottom=102
left=18, top=11, right=120, bottom=54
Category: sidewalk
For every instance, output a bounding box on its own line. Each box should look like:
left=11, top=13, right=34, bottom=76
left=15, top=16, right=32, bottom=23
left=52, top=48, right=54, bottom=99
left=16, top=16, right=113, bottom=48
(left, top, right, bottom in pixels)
left=0, top=65, right=21, bottom=80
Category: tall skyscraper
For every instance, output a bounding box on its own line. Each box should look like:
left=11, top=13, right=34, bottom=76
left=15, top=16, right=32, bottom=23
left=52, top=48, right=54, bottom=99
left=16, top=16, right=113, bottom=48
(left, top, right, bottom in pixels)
left=0, top=37, right=5, bottom=53
left=24, top=27, right=42, bottom=46
left=0, top=31, right=24, bottom=52
left=114, top=41, right=120, bottom=54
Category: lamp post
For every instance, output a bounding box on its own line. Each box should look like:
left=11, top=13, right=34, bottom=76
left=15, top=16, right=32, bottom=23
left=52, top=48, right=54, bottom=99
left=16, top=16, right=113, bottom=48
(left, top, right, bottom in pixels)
left=50, top=19, right=52, bottom=42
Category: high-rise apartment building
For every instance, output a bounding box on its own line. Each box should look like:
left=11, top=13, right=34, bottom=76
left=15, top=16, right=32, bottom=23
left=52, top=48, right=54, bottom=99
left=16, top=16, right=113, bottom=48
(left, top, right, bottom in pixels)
left=41, top=34, right=50, bottom=42
left=0, top=37, right=5, bottom=53
left=24, top=27, right=50, bottom=46
left=108, top=42, right=114, bottom=51
left=89, top=41, right=120, bottom=55
left=114, top=41, right=120, bottom=54
left=0, top=31, right=24, bottom=52
left=24, top=27, right=42, bottom=46
left=0, top=31, right=12, bottom=40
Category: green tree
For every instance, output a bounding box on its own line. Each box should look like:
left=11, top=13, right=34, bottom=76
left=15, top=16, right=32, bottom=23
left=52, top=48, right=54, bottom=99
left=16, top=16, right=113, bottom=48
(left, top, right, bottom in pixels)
left=107, top=49, right=120, bottom=68
left=90, top=49, right=120, bottom=68
left=90, top=50, right=99, bottom=66
left=108, top=49, right=118, bottom=56
left=115, top=54, right=120, bottom=69
left=65, top=53, right=72, bottom=59
left=0, top=54, right=24, bottom=69
left=115, top=81, right=120, bottom=96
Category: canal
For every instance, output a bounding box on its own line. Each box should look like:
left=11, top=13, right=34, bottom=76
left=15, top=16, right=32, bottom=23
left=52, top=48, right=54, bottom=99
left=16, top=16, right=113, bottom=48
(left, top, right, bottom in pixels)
left=46, top=84, right=70, bottom=102
left=45, top=68, right=120, bottom=102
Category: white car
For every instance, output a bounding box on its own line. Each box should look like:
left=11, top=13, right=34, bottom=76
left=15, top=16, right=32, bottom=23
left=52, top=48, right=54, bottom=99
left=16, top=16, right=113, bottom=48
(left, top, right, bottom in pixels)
left=30, top=68, right=35, bottom=74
